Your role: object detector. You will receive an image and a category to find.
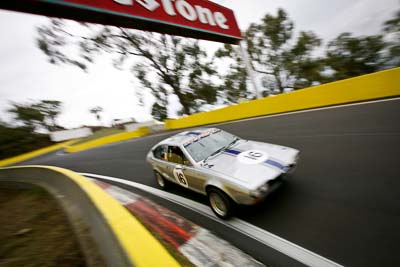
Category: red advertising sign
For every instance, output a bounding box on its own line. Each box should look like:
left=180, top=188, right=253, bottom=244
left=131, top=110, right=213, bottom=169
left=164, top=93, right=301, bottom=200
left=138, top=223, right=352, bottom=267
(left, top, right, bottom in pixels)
left=0, top=0, right=242, bottom=44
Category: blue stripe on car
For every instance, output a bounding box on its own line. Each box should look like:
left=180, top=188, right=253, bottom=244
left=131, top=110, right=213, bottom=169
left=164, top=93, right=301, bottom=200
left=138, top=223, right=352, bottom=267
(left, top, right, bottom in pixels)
left=224, top=149, right=241, bottom=155
left=186, top=131, right=201, bottom=136
left=265, top=159, right=289, bottom=172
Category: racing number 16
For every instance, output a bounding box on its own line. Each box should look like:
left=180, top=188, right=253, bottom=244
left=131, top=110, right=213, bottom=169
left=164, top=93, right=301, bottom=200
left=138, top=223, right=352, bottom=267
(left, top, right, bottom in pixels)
left=177, top=172, right=186, bottom=185
left=173, top=168, right=189, bottom=188
left=247, top=151, right=262, bottom=158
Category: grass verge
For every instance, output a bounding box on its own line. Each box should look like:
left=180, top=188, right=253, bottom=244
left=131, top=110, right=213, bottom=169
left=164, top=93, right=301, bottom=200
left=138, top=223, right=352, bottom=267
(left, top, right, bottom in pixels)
left=0, top=187, right=96, bottom=267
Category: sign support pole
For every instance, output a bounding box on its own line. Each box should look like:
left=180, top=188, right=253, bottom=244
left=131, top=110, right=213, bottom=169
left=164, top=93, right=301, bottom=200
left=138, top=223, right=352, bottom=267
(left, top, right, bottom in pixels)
left=239, top=40, right=262, bottom=99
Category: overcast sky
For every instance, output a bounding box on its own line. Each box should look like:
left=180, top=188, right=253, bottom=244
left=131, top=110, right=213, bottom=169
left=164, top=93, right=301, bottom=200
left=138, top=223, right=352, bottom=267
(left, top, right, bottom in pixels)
left=0, top=0, right=398, bottom=129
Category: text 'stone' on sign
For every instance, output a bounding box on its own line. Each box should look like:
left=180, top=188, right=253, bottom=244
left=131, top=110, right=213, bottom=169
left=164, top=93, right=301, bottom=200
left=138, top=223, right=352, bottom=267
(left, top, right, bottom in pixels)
left=0, top=0, right=242, bottom=44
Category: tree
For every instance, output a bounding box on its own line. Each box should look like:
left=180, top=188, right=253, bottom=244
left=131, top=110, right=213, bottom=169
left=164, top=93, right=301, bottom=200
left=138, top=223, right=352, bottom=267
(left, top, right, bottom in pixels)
left=245, top=9, right=323, bottom=93
left=383, top=9, right=400, bottom=68
left=33, top=100, right=63, bottom=131
left=151, top=102, right=168, bottom=121
left=8, top=102, right=45, bottom=132
left=325, top=33, right=386, bottom=80
left=7, top=100, right=63, bottom=132
left=89, top=106, right=103, bottom=124
left=384, top=9, right=400, bottom=33
left=0, top=123, right=53, bottom=160
left=283, top=31, right=325, bottom=89
left=215, top=44, right=251, bottom=103
left=0, top=118, right=8, bottom=127
left=36, top=19, right=219, bottom=116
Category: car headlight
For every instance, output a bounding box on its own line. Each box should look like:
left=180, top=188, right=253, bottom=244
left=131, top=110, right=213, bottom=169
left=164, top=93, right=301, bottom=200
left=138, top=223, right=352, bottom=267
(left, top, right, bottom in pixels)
left=250, top=184, right=269, bottom=198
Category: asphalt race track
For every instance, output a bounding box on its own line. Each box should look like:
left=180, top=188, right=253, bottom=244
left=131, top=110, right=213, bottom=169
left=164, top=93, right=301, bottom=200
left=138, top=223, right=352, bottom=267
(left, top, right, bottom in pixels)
left=20, top=98, right=400, bottom=267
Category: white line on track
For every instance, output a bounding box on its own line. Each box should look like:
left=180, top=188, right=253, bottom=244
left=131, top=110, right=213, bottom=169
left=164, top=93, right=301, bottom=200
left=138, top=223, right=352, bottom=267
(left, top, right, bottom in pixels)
left=80, top=172, right=344, bottom=267
left=216, top=96, right=400, bottom=126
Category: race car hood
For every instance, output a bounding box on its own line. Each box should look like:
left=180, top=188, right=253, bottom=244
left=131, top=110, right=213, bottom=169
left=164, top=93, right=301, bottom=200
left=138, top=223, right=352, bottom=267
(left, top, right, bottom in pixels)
left=201, top=140, right=299, bottom=188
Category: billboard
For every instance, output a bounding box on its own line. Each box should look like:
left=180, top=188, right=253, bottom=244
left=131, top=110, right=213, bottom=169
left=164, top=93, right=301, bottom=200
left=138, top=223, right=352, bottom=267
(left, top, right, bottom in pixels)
left=0, top=0, right=242, bottom=44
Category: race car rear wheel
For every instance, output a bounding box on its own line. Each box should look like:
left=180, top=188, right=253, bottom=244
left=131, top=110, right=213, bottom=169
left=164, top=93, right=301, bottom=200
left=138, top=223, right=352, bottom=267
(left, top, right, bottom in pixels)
left=207, top=188, right=234, bottom=219
left=154, top=171, right=168, bottom=189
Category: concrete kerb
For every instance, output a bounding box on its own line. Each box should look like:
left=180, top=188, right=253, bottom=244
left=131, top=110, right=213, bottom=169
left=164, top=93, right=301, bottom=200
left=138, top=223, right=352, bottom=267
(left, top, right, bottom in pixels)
left=0, top=166, right=180, bottom=267
left=89, top=178, right=265, bottom=267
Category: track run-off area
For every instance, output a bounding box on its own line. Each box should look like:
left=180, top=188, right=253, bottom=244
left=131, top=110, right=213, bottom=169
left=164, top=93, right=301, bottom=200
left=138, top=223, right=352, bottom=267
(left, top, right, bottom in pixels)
left=20, top=97, right=400, bottom=267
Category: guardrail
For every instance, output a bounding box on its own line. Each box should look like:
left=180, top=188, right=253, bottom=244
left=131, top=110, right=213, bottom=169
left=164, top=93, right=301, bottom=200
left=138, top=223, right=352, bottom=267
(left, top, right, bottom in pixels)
left=0, top=166, right=180, bottom=267
left=165, top=67, right=400, bottom=129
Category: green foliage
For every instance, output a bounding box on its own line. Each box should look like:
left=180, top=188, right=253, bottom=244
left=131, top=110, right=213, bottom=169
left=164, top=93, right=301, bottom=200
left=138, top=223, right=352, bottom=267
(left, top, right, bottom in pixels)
left=36, top=20, right=219, bottom=116
left=384, top=9, right=400, bottom=33
left=151, top=103, right=168, bottom=122
left=0, top=125, right=53, bottom=160
left=2, top=100, right=63, bottom=159
left=215, top=44, right=250, bottom=103
left=383, top=9, right=400, bottom=67
left=284, top=32, right=326, bottom=89
left=325, top=33, right=386, bottom=80
left=8, top=103, right=45, bottom=132
left=33, top=100, right=62, bottom=131
left=34, top=9, right=399, bottom=116
left=8, top=100, right=63, bottom=132
left=246, top=8, right=323, bottom=93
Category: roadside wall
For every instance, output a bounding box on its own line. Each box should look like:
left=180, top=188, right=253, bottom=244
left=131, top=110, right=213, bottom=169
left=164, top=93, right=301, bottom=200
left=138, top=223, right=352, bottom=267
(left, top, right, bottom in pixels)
left=50, top=128, right=92, bottom=142
left=165, top=67, right=400, bottom=129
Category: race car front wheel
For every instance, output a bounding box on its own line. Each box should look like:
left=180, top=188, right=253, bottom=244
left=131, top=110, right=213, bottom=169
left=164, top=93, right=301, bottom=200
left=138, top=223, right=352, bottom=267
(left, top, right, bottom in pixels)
left=207, top=188, right=234, bottom=219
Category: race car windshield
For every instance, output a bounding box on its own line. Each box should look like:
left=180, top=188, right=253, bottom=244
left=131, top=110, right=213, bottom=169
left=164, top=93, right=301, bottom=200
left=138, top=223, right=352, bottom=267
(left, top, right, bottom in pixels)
left=184, top=130, right=237, bottom=162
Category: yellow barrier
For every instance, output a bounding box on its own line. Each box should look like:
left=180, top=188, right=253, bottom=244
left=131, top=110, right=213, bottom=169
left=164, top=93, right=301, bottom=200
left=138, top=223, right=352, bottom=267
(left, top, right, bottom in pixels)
left=49, top=166, right=180, bottom=267
left=166, top=67, right=400, bottom=129
left=65, top=126, right=150, bottom=153
left=0, top=140, right=76, bottom=167
left=0, top=166, right=180, bottom=267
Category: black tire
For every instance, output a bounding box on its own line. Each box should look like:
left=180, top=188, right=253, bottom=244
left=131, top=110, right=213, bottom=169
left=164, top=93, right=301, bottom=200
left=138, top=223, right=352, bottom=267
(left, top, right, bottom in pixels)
left=154, top=171, right=168, bottom=189
left=207, top=188, right=235, bottom=219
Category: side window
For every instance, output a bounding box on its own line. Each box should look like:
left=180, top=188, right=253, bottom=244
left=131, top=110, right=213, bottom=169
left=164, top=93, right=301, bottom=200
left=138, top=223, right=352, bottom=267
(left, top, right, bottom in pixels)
left=167, top=146, right=191, bottom=166
left=153, top=145, right=167, bottom=161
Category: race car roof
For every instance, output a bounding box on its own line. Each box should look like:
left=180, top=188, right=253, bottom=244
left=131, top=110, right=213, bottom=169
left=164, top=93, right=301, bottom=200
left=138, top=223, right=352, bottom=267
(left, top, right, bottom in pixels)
left=159, top=128, right=220, bottom=147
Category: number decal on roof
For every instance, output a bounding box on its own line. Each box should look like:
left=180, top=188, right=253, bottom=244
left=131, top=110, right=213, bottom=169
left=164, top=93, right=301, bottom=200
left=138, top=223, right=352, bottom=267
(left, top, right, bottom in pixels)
left=237, top=150, right=269, bottom=164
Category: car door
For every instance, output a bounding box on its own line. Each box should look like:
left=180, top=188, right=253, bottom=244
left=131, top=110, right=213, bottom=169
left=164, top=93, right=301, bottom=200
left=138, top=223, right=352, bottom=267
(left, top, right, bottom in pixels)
left=166, top=146, right=207, bottom=193
left=151, top=145, right=172, bottom=180
left=180, top=148, right=208, bottom=194
left=180, top=165, right=207, bottom=194
left=166, top=146, right=193, bottom=188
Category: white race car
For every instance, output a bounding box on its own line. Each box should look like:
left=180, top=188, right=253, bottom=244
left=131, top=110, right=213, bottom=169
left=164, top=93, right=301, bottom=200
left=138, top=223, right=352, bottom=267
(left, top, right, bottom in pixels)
left=147, top=128, right=300, bottom=218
